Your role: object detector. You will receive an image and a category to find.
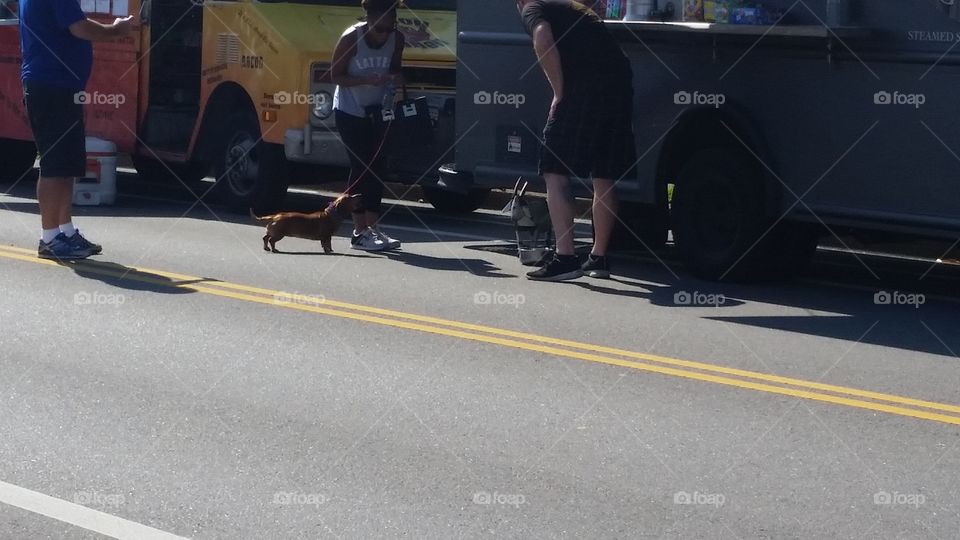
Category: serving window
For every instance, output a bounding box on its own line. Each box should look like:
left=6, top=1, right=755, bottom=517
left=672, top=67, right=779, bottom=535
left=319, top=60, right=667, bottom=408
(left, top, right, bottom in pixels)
left=0, top=0, right=17, bottom=20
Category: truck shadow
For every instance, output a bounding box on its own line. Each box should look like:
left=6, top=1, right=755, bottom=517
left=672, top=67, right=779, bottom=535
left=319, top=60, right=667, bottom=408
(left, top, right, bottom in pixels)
left=605, top=248, right=960, bottom=360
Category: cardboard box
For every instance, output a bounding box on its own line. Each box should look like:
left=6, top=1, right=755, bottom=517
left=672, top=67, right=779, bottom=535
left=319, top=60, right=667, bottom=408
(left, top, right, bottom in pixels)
left=704, top=1, right=716, bottom=22
left=683, top=0, right=704, bottom=22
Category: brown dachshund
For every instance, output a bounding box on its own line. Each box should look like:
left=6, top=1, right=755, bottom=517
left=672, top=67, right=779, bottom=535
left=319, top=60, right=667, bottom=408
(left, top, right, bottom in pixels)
left=251, top=194, right=357, bottom=254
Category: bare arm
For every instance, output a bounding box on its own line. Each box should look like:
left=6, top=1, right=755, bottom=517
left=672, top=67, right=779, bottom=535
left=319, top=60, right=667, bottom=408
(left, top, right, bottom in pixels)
left=331, top=30, right=382, bottom=87
left=69, top=16, right=132, bottom=42
left=531, top=22, right=564, bottom=102
left=388, top=31, right=405, bottom=83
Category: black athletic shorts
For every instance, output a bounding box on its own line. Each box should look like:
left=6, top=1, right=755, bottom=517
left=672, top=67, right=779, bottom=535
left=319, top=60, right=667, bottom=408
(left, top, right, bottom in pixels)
left=23, top=80, right=86, bottom=179
left=540, top=80, right=637, bottom=181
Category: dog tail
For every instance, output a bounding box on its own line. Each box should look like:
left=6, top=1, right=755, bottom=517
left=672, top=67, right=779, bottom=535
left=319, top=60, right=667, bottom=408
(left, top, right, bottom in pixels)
left=249, top=208, right=278, bottom=223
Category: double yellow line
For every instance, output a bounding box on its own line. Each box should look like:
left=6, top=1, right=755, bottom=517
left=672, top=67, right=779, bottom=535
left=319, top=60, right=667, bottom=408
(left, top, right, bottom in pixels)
left=2, top=243, right=959, bottom=426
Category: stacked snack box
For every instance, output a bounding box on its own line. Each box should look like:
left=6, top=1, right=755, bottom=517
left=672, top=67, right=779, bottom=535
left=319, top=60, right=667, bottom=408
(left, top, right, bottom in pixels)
left=582, top=0, right=610, bottom=18
left=683, top=0, right=704, bottom=21
left=715, top=1, right=731, bottom=23
left=685, top=1, right=780, bottom=24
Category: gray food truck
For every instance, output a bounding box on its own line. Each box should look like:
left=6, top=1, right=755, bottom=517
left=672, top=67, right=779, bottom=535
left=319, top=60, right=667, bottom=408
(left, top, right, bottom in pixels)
left=440, top=0, right=960, bottom=280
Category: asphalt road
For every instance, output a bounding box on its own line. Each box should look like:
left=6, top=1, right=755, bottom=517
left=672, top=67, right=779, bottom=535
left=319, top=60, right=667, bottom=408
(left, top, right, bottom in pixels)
left=1, top=178, right=959, bottom=539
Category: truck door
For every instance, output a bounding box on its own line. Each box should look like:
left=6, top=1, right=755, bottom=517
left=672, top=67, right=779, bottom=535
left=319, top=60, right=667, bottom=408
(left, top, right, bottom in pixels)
left=140, top=0, right=202, bottom=153
left=454, top=0, right=553, bottom=189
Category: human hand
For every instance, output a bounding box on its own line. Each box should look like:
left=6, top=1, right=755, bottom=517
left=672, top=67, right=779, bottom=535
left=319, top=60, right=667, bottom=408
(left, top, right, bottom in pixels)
left=112, top=16, right=134, bottom=34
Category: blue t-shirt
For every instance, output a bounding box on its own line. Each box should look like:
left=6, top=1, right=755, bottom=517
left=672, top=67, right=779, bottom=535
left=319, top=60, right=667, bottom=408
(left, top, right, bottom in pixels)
left=19, top=0, right=92, bottom=90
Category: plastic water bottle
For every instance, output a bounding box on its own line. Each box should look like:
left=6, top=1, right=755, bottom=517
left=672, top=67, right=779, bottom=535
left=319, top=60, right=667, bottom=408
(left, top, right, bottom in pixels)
left=624, top=0, right=655, bottom=21
left=381, top=82, right=396, bottom=121
left=606, top=0, right=623, bottom=19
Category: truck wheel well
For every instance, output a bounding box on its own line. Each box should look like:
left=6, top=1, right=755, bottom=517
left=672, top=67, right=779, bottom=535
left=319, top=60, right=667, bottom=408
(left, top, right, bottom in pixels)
left=193, top=83, right=257, bottom=163
left=658, top=108, right=778, bottom=216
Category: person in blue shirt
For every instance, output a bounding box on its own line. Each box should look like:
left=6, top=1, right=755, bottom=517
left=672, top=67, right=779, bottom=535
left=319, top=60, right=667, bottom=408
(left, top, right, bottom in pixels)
left=19, top=0, right=131, bottom=259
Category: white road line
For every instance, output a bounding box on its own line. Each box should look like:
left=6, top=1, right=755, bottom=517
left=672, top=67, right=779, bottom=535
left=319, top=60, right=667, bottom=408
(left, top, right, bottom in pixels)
left=0, top=480, right=190, bottom=540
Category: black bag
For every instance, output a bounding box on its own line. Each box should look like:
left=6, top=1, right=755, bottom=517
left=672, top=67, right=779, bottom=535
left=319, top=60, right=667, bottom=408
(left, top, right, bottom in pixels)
left=366, top=86, right=434, bottom=174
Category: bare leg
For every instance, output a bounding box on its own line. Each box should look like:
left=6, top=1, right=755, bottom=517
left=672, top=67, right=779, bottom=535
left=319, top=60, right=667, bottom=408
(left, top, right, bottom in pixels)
left=591, top=178, right=619, bottom=257
left=57, top=179, right=74, bottom=227
left=366, top=211, right=379, bottom=228
left=37, top=177, right=73, bottom=231
left=544, top=173, right=576, bottom=256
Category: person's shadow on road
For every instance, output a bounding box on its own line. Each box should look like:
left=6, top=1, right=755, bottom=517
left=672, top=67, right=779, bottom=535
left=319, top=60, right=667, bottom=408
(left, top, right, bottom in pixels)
left=380, top=250, right=513, bottom=278
left=57, top=259, right=204, bottom=295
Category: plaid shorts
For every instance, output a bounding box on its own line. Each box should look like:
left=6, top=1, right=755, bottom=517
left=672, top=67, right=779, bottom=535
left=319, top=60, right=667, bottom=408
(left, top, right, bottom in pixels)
left=540, top=82, right=637, bottom=181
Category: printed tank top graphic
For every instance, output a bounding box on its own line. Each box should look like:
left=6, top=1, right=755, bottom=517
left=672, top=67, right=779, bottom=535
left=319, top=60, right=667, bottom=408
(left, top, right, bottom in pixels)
left=333, top=23, right=397, bottom=117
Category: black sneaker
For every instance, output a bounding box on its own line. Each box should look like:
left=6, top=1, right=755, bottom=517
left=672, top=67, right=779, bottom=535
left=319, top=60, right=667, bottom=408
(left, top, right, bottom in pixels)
left=66, top=230, right=102, bottom=255
left=526, top=254, right=583, bottom=282
left=38, top=233, right=92, bottom=261
left=582, top=254, right=610, bottom=279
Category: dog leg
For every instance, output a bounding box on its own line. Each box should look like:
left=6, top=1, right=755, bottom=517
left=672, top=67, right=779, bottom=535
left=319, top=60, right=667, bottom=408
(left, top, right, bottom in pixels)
left=263, top=234, right=271, bottom=252
left=270, top=238, right=280, bottom=253
left=321, top=237, right=333, bottom=254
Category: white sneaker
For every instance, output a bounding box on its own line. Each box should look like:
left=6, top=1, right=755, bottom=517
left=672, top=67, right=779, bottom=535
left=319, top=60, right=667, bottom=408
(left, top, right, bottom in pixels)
left=372, top=226, right=401, bottom=250
left=351, top=229, right=386, bottom=251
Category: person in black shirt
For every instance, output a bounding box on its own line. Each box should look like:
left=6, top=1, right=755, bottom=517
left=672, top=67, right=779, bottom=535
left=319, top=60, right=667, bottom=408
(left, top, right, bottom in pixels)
left=518, top=0, right=637, bottom=281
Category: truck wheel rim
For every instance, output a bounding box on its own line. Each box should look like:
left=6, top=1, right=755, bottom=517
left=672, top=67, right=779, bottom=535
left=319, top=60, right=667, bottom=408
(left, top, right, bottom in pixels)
left=224, top=135, right=258, bottom=197
left=695, top=180, right=740, bottom=251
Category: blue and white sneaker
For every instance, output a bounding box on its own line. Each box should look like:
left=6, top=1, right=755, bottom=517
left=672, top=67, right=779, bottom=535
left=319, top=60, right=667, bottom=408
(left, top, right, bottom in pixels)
left=38, top=233, right=93, bottom=260
left=66, top=230, right=102, bottom=255
left=372, top=226, right=401, bottom=250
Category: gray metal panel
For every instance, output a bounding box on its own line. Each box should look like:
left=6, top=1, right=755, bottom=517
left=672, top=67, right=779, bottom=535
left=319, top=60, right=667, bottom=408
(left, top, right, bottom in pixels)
left=455, top=0, right=960, bottom=232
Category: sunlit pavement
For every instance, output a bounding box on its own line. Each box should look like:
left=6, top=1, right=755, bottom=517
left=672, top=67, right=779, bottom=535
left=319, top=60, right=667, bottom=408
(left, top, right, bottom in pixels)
left=1, top=182, right=959, bottom=539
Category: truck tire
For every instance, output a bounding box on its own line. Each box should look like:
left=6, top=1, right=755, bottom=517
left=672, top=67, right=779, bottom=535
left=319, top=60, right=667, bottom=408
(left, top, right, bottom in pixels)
left=0, top=139, right=38, bottom=185
left=609, top=200, right=670, bottom=252
left=211, top=110, right=289, bottom=213
left=422, top=185, right=490, bottom=214
left=132, top=156, right=209, bottom=186
left=672, top=147, right=769, bottom=281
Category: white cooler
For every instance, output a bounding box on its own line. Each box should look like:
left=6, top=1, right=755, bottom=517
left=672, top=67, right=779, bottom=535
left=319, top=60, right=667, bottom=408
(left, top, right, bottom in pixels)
left=74, top=137, right=118, bottom=206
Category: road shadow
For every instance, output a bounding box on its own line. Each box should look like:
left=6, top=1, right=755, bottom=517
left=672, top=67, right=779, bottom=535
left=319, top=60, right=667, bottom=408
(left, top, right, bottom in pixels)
left=0, top=181, right=522, bottom=245
left=58, top=259, right=201, bottom=295
left=261, top=249, right=372, bottom=258
left=380, top=250, right=513, bottom=278
left=603, top=247, right=960, bottom=359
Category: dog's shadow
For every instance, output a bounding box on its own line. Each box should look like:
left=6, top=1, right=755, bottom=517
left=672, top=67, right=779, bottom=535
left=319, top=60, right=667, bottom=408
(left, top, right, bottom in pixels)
left=268, top=250, right=372, bottom=258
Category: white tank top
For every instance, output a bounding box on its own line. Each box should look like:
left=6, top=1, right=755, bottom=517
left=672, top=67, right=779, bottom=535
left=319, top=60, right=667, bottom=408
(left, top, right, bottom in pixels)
left=333, top=23, right=397, bottom=118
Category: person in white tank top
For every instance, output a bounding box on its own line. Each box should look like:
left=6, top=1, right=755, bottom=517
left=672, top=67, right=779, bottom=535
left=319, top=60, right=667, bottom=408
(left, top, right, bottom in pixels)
left=331, top=0, right=406, bottom=251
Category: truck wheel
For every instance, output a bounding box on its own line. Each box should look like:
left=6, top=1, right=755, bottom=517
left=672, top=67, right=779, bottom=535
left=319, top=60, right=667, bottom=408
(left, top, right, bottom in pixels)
left=609, top=200, right=669, bottom=252
left=132, top=156, right=209, bottom=186
left=672, top=147, right=769, bottom=281
left=0, top=139, right=38, bottom=185
left=212, top=110, right=289, bottom=213
left=422, top=186, right=490, bottom=214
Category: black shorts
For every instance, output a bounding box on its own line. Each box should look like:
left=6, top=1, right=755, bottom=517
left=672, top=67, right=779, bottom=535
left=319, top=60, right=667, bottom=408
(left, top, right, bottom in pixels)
left=23, top=80, right=86, bottom=179
left=540, top=83, right=637, bottom=181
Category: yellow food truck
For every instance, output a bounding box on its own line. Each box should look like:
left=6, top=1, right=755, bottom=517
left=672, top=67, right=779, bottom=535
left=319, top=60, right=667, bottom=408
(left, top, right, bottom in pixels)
left=0, top=0, right=459, bottom=211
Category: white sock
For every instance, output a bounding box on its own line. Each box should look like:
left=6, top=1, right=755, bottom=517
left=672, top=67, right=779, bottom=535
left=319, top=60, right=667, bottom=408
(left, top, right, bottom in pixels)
left=41, top=228, right=60, bottom=244
left=60, top=222, right=77, bottom=237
